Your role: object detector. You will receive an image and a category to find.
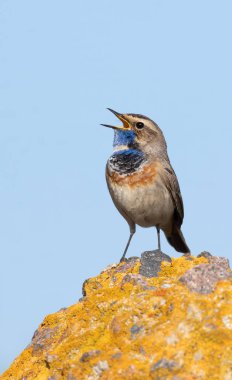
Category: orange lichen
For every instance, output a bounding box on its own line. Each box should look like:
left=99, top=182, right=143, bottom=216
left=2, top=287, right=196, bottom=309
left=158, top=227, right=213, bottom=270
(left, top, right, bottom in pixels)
left=1, top=256, right=232, bottom=380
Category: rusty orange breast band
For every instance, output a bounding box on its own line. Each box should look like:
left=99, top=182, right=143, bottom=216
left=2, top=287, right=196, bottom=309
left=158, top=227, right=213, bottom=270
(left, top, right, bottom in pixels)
left=107, top=162, right=159, bottom=187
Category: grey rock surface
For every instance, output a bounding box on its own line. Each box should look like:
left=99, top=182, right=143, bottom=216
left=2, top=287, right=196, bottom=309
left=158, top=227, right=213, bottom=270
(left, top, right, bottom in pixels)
left=179, top=256, right=232, bottom=294
left=197, top=251, right=212, bottom=258
left=139, top=250, right=172, bottom=278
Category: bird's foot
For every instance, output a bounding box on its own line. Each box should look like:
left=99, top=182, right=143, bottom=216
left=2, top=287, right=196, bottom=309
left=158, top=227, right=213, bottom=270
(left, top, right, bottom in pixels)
left=120, top=257, right=126, bottom=263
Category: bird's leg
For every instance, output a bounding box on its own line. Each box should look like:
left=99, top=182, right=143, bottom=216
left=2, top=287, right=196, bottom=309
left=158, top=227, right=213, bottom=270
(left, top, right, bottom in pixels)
left=120, top=230, right=135, bottom=262
left=156, top=227, right=161, bottom=251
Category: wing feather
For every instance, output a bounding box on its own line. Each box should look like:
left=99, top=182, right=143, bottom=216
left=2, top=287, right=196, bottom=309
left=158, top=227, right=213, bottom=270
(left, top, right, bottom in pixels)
left=160, top=165, right=184, bottom=228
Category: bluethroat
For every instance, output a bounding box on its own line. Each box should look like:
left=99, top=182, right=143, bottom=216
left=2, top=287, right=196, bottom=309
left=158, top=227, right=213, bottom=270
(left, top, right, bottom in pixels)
left=102, top=109, right=190, bottom=261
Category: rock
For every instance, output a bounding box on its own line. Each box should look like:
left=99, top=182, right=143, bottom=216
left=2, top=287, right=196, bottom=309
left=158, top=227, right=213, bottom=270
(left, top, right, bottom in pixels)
left=139, top=250, right=172, bottom=277
left=111, top=352, right=122, bottom=359
left=130, top=324, right=143, bottom=339
left=208, top=255, right=230, bottom=268
left=31, top=326, right=59, bottom=353
left=2, top=254, right=232, bottom=380
left=151, top=358, right=177, bottom=371
left=79, top=350, right=101, bottom=363
left=197, top=251, right=212, bottom=258
left=120, top=273, right=154, bottom=290
left=179, top=257, right=232, bottom=294
left=114, top=256, right=140, bottom=273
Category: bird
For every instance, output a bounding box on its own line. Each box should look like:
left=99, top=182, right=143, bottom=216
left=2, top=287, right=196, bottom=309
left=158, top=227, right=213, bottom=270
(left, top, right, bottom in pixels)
left=102, top=108, right=190, bottom=262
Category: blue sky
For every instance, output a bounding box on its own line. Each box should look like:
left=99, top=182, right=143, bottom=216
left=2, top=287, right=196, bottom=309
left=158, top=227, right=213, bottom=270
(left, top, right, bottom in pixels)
left=1, top=0, right=232, bottom=372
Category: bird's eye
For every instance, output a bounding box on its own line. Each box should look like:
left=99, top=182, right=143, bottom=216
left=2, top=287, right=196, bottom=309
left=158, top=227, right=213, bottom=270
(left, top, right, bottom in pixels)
left=136, top=122, right=144, bottom=129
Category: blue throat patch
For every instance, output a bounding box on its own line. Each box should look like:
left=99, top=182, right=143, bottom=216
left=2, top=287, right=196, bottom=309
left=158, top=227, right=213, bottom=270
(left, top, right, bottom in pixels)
left=113, top=130, right=136, bottom=148
left=109, top=130, right=146, bottom=174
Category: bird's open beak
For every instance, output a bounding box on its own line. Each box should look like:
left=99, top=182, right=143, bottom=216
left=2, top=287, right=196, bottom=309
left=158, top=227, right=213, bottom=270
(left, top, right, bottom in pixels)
left=101, top=108, right=131, bottom=131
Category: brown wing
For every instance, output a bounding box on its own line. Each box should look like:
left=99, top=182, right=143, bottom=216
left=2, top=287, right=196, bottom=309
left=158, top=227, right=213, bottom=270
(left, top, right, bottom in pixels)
left=160, top=165, right=184, bottom=228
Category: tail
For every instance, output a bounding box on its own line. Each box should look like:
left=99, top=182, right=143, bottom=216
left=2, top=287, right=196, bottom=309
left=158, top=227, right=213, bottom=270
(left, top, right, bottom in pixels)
left=165, top=225, right=190, bottom=254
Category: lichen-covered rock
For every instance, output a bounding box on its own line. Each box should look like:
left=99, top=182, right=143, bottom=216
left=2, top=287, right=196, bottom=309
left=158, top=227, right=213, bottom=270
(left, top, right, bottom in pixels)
left=1, top=254, right=232, bottom=380
left=179, top=256, right=232, bottom=294
left=139, top=250, right=172, bottom=278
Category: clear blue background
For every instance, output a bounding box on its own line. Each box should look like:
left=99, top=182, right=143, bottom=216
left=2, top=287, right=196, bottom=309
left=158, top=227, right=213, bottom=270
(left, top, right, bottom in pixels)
left=1, top=0, right=231, bottom=373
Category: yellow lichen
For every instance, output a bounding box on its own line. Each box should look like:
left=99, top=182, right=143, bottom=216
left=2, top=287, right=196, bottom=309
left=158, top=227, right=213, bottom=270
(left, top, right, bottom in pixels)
left=1, top=256, right=232, bottom=380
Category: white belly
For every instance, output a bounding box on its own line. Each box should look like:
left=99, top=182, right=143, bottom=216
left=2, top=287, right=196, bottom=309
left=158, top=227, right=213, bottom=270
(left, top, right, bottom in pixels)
left=108, top=178, right=174, bottom=231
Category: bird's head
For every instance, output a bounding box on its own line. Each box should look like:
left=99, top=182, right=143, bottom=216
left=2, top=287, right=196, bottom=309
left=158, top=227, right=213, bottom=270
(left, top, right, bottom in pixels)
left=101, top=108, right=167, bottom=156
